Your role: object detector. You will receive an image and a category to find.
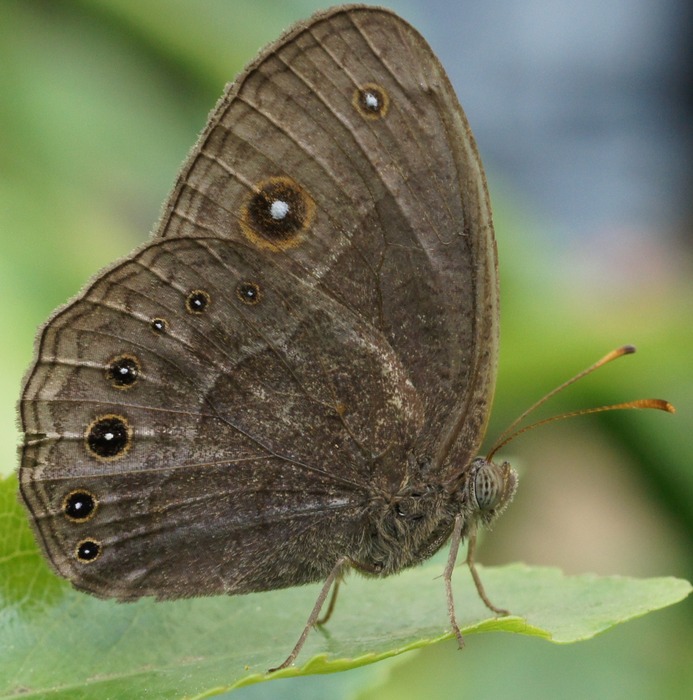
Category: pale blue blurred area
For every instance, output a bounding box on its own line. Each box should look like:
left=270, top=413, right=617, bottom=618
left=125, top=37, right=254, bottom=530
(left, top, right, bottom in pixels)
left=374, top=0, right=691, bottom=244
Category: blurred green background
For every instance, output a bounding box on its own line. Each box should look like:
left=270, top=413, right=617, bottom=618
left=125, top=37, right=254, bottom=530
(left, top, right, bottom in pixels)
left=2, top=0, right=691, bottom=698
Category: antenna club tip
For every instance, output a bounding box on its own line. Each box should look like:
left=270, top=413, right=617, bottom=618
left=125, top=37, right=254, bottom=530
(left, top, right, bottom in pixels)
left=638, top=399, right=676, bottom=413
left=622, top=344, right=637, bottom=355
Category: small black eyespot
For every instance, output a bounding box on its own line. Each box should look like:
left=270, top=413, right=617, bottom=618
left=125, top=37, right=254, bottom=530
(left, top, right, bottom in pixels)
left=63, top=491, right=97, bottom=522
left=353, top=83, right=389, bottom=119
left=236, top=281, right=262, bottom=305
left=85, top=415, right=131, bottom=460
left=186, top=290, right=210, bottom=314
left=106, top=354, right=140, bottom=389
left=76, top=539, right=101, bottom=563
left=151, top=317, right=168, bottom=333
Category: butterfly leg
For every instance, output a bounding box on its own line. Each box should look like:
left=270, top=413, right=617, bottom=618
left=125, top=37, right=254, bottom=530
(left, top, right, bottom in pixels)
left=444, top=513, right=466, bottom=648
left=316, top=578, right=341, bottom=626
left=269, top=556, right=351, bottom=672
left=315, top=557, right=384, bottom=626
left=466, top=528, right=510, bottom=616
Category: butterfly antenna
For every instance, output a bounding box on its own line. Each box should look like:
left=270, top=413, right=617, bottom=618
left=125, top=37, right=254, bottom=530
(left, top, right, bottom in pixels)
left=486, top=345, right=675, bottom=461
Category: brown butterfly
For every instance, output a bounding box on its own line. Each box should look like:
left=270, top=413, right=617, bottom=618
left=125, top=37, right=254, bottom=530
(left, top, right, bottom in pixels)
left=19, top=5, right=672, bottom=671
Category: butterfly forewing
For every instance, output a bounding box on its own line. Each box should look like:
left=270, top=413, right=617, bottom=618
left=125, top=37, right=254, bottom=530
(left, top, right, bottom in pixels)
left=157, top=7, right=499, bottom=463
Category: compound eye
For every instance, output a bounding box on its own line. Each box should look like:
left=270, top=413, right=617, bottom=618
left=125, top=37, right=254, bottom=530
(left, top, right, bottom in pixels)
left=473, top=467, right=501, bottom=511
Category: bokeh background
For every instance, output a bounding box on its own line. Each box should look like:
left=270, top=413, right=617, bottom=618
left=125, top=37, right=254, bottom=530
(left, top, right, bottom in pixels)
left=2, top=0, right=691, bottom=698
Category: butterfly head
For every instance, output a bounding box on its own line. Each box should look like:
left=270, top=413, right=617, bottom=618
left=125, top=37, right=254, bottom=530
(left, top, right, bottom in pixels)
left=465, top=457, right=518, bottom=527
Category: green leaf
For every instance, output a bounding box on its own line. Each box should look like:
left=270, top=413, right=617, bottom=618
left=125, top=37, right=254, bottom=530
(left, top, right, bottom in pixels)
left=1, top=474, right=689, bottom=699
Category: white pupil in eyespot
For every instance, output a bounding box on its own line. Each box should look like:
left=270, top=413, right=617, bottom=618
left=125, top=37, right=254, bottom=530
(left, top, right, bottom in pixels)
left=270, top=200, right=289, bottom=220
left=365, top=92, right=379, bottom=109
left=104, top=432, right=114, bottom=441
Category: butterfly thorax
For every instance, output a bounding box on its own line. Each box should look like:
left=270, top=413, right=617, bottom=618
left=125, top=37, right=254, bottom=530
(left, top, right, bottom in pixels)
left=357, top=483, right=456, bottom=576
left=355, top=456, right=518, bottom=576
